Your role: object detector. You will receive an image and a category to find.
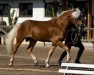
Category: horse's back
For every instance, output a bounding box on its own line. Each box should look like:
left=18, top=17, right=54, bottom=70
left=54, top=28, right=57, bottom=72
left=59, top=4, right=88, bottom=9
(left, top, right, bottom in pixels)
left=18, top=20, right=55, bottom=41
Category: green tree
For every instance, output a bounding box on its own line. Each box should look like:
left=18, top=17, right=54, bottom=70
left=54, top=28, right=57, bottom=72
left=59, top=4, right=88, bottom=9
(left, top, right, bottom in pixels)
left=7, top=6, right=18, bottom=26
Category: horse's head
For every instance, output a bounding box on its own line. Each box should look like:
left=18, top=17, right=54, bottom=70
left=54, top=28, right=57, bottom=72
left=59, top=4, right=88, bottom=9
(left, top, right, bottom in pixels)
left=71, top=8, right=81, bottom=19
left=69, top=8, right=82, bottom=27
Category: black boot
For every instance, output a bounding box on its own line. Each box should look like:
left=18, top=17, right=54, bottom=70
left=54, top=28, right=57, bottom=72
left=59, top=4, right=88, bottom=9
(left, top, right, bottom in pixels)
left=58, top=51, right=67, bottom=66
left=58, top=60, right=62, bottom=66
left=75, top=59, right=81, bottom=63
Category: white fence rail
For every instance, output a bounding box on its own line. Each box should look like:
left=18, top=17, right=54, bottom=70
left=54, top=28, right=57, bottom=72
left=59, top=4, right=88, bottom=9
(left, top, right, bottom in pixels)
left=58, top=63, right=94, bottom=75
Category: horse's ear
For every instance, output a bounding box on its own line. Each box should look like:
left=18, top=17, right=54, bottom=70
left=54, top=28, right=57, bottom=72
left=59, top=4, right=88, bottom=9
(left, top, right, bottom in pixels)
left=73, top=7, right=80, bottom=11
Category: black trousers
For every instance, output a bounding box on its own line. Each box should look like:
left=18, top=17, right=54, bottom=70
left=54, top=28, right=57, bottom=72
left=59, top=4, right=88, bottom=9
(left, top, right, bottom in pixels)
left=0, top=37, right=1, bottom=44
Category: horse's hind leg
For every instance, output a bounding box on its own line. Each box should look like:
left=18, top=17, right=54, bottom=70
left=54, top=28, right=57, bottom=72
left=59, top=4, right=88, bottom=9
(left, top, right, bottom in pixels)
left=26, top=38, right=37, bottom=65
left=45, top=44, right=57, bottom=67
left=9, top=36, right=24, bottom=66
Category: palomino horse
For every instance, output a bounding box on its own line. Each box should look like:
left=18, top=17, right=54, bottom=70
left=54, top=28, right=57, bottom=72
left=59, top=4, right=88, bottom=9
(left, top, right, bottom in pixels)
left=6, top=8, right=81, bottom=67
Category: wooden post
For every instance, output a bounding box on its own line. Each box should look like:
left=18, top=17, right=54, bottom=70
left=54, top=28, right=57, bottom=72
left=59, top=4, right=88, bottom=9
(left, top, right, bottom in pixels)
left=87, top=0, right=92, bottom=39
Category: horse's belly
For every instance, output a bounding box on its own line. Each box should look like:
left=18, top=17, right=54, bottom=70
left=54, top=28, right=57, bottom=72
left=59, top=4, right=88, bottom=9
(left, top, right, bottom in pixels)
left=32, top=36, right=51, bottom=42
left=39, top=40, right=51, bottom=42
left=31, top=33, right=50, bottom=42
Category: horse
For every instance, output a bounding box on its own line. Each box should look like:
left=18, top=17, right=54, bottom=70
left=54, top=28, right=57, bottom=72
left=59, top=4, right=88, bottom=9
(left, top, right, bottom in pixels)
left=6, top=8, right=81, bottom=67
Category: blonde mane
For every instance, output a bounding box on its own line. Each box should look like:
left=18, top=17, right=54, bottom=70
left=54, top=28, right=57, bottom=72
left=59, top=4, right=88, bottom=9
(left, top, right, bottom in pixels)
left=57, top=9, right=74, bottom=17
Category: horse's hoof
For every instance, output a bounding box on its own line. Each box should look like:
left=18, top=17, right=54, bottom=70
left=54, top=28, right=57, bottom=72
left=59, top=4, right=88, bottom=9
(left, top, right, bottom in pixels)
left=34, top=62, right=38, bottom=66
left=65, top=59, right=70, bottom=63
left=45, top=63, right=50, bottom=67
left=45, top=65, right=49, bottom=67
left=65, top=57, right=70, bottom=63
left=8, top=63, right=13, bottom=67
left=34, top=59, right=38, bottom=66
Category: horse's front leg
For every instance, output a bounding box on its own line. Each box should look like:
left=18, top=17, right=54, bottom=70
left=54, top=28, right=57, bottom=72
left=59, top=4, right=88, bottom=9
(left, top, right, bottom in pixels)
left=45, top=44, right=57, bottom=67
left=54, top=41, right=70, bottom=63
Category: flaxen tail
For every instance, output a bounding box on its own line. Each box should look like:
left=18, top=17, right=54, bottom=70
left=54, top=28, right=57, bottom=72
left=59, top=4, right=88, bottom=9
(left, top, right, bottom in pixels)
left=6, top=24, right=20, bottom=55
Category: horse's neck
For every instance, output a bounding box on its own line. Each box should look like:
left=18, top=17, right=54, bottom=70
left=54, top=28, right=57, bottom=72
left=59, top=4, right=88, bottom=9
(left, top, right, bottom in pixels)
left=52, top=17, right=70, bottom=36
left=54, top=16, right=69, bottom=29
